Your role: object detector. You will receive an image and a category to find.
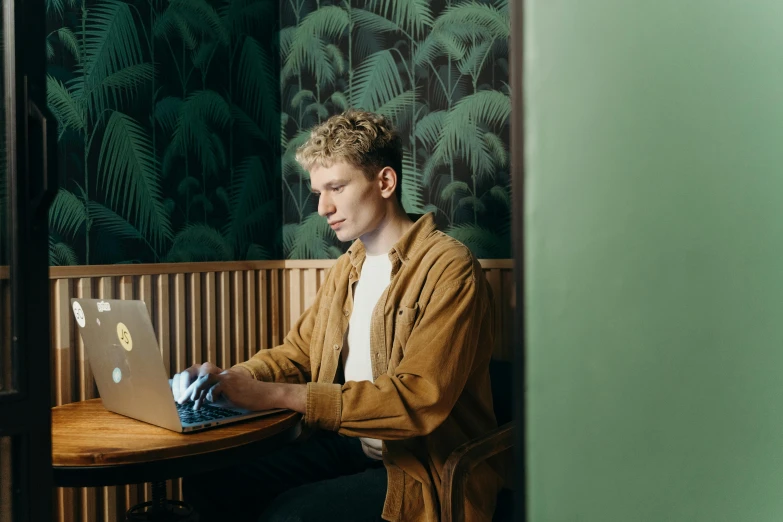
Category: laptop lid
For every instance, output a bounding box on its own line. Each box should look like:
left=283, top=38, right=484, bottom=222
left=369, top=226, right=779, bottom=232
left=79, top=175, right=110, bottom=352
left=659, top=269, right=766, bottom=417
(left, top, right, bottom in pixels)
left=70, top=298, right=183, bottom=432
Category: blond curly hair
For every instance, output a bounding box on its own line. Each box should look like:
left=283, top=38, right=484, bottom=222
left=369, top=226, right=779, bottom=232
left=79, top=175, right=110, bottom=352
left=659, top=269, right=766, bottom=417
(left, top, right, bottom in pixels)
left=296, top=109, right=403, bottom=202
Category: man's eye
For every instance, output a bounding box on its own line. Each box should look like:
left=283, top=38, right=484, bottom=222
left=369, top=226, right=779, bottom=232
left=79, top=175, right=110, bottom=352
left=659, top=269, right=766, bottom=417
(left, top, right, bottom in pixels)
left=333, top=186, right=344, bottom=193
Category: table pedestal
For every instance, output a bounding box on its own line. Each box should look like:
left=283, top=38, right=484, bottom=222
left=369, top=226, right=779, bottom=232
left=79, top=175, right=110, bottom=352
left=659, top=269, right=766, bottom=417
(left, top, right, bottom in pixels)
left=126, top=481, right=195, bottom=522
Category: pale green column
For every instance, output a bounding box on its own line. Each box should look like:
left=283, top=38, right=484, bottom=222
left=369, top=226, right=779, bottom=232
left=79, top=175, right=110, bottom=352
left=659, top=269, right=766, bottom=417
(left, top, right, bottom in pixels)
left=526, top=1, right=783, bottom=520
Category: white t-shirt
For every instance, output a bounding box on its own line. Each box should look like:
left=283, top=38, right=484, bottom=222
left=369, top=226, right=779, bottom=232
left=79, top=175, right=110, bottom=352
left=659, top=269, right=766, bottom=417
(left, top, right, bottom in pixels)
left=342, top=252, right=392, bottom=460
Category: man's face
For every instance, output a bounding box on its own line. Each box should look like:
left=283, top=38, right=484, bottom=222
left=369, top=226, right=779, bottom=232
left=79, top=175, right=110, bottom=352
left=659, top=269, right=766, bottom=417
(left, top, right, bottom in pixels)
left=309, top=161, right=386, bottom=243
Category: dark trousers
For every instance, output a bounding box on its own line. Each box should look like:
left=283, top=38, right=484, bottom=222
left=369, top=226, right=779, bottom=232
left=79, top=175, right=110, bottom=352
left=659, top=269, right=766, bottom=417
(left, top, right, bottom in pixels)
left=183, top=431, right=387, bottom=522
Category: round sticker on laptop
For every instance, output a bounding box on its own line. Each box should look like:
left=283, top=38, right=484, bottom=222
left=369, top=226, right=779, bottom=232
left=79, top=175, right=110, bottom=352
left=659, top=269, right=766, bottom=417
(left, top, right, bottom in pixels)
left=72, top=301, right=86, bottom=328
left=112, top=368, right=122, bottom=383
left=117, top=322, right=133, bottom=351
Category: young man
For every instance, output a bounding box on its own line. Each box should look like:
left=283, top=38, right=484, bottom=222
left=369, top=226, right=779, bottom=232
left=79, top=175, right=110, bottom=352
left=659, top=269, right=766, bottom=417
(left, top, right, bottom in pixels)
left=174, top=110, right=500, bottom=521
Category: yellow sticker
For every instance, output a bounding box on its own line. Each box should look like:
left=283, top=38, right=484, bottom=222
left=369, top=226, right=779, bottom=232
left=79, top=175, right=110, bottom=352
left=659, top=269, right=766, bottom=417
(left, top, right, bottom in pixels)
left=117, top=322, right=133, bottom=351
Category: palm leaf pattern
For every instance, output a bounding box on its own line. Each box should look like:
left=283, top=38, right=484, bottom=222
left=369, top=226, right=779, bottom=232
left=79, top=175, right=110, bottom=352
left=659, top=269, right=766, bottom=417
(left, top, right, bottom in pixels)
left=224, top=155, right=273, bottom=253
left=278, top=0, right=510, bottom=258
left=98, top=112, right=172, bottom=251
left=431, top=90, right=511, bottom=177
left=49, top=188, right=88, bottom=238
left=48, top=0, right=509, bottom=263
left=165, top=224, right=233, bottom=262
left=401, top=149, right=426, bottom=214
left=369, top=0, right=434, bottom=38
left=49, top=238, right=79, bottom=266
left=47, top=75, right=85, bottom=133
left=237, top=36, right=276, bottom=136
left=76, top=0, right=147, bottom=118
left=283, top=211, right=340, bottom=260
left=171, top=90, right=231, bottom=175
left=48, top=27, right=81, bottom=63
left=350, top=49, right=405, bottom=110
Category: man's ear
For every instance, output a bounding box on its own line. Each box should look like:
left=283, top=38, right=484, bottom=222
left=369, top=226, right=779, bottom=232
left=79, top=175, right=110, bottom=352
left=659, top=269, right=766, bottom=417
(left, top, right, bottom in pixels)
left=378, top=167, right=398, bottom=200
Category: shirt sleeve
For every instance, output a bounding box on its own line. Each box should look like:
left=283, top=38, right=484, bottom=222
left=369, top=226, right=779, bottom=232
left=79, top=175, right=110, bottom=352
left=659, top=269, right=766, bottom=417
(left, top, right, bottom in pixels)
left=304, top=256, right=493, bottom=438
left=232, top=265, right=336, bottom=384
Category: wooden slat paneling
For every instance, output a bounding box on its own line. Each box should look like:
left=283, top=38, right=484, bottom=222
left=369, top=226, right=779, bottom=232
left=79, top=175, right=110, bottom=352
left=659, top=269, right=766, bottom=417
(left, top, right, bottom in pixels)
left=303, top=268, right=318, bottom=314
left=244, top=271, right=256, bottom=361
left=257, top=270, right=268, bottom=351
left=52, top=279, right=72, bottom=407
left=288, top=269, right=302, bottom=327
left=172, top=274, right=186, bottom=374
left=188, top=273, right=202, bottom=369
left=217, top=272, right=230, bottom=369
left=202, top=273, right=217, bottom=365
left=75, top=278, right=94, bottom=402
left=232, top=271, right=244, bottom=367
left=155, top=275, right=171, bottom=376
left=139, top=275, right=153, bottom=319
left=270, top=269, right=281, bottom=346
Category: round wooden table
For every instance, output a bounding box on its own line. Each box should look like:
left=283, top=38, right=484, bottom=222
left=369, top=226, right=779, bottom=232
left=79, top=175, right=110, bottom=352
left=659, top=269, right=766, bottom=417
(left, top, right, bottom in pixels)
left=52, top=399, right=302, bottom=520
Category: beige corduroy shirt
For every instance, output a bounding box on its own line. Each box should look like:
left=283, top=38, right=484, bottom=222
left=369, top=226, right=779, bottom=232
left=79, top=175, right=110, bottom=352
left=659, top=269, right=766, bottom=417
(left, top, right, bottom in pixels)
left=235, top=213, right=500, bottom=521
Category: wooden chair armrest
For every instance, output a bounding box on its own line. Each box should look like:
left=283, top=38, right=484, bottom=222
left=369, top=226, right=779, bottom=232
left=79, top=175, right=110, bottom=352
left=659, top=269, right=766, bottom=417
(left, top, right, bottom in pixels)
left=441, top=422, right=514, bottom=522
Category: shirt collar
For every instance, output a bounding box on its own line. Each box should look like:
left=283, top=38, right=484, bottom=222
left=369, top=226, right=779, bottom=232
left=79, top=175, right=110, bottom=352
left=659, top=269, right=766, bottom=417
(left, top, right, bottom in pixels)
left=347, top=212, right=437, bottom=268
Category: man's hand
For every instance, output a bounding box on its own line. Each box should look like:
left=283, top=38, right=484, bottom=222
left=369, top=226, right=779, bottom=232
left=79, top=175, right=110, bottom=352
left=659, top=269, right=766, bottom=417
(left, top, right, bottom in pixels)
left=170, top=362, right=225, bottom=405
left=170, top=362, right=306, bottom=413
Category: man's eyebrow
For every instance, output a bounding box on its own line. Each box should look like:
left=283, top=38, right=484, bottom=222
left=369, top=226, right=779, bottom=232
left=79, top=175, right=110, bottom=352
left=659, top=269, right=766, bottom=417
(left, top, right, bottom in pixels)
left=310, top=179, right=349, bottom=192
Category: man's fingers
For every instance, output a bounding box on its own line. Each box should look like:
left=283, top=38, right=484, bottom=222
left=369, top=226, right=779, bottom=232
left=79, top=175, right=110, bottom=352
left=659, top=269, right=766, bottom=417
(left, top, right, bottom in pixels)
left=206, top=382, right=222, bottom=403
left=189, top=374, right=211, bottom=401
left=193, top=388, right=208, bottom=410
left=178, top=375, right=200, bottom=404
left=172, top=363, right=225, bottom=404
left=181, top=373, right=216, bottom=405
left=177, top=370, right=193, bottom=402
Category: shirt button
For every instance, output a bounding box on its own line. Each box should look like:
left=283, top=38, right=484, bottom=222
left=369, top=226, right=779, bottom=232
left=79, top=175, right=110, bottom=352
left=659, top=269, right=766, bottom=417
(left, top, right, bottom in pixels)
left=343, top=309, right=350, bottom=317
left=333, top=343, right=340, bottom=350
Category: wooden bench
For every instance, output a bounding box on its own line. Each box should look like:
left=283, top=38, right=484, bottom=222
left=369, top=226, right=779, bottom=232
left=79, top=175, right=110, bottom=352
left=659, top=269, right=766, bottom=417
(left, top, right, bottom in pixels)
left=47, top=259, right=514, bottom=522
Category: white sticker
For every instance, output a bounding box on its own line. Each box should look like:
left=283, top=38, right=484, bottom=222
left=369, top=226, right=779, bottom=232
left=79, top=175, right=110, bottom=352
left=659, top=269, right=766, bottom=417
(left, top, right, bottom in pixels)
left=97, top=301, right=111, bottom=312
left=112, top=368, right=122, bottom=383
left=72, top=301, right=86, bottom=328
left=117, top=322, right=133, bottom=351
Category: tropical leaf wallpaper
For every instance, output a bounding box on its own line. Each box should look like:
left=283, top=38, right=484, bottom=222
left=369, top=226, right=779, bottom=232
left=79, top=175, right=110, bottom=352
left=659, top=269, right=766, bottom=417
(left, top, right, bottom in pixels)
left=46, top=0, right=510, bottom=264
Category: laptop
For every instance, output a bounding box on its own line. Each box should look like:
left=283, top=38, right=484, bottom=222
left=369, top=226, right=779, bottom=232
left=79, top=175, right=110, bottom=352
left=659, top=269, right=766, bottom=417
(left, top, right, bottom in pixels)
left=70, top=297, right=281, bottom=433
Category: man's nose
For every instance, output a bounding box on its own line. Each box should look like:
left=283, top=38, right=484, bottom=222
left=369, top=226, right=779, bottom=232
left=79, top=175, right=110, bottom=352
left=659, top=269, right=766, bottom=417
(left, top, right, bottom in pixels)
left=317, top=193, right=334, bottom=217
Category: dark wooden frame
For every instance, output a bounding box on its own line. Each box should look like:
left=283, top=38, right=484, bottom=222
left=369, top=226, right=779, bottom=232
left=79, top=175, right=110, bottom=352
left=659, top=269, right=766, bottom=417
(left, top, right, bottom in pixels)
left=440, top=422, right=514, bottom=522
left=0, top=0, right=57, bottom=520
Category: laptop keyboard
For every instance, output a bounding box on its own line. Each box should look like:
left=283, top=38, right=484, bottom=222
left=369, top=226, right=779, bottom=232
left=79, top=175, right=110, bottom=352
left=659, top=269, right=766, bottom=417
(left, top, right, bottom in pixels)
left=175, top=401, right=242, bottom=425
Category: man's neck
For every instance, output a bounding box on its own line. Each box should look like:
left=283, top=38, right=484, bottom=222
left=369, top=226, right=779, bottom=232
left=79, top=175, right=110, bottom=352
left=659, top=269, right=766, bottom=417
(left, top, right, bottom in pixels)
left=360, top=207, right=415, bottom=256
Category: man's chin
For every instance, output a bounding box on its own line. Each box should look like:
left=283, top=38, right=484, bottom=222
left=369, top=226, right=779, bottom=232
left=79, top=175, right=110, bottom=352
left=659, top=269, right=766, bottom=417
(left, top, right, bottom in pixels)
left=335, top=228, right=362, bottom=243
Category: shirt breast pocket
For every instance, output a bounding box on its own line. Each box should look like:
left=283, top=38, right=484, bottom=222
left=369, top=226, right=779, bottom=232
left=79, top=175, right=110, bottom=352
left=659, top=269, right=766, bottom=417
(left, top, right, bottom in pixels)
left=393, top=303, right=419, bottom=351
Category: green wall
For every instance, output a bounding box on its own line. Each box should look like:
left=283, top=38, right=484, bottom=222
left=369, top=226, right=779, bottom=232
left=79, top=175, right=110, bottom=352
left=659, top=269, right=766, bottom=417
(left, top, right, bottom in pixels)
left=526, top=1, right=783, bottom=520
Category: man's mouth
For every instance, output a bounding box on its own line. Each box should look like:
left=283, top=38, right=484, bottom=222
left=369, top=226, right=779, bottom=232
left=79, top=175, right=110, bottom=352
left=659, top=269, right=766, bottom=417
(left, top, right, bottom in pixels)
left=329, top=220, right=344, bottom=229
